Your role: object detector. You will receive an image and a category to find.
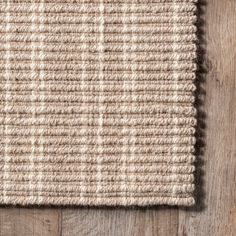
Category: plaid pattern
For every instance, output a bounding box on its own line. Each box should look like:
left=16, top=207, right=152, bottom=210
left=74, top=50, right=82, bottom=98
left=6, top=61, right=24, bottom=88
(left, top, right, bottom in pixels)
left=0, top=0, right=197, bottom=206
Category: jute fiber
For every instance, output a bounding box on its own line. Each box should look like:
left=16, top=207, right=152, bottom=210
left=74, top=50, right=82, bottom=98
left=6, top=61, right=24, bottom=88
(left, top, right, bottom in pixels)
left=0, top=0, right=197, bottom=206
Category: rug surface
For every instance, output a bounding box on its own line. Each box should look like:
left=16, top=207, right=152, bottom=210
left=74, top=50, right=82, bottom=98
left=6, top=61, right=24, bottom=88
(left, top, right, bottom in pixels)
left=0, top=0, right=197, bottom=206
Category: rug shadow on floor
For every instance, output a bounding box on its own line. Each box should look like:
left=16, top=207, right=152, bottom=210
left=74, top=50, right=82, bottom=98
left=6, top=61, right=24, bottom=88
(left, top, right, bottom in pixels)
left=0, top=0, right=207, bottom=212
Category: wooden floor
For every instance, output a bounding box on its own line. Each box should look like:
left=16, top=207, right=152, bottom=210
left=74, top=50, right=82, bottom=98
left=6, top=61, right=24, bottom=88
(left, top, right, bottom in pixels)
left=0, top=0, right=235, bottom=235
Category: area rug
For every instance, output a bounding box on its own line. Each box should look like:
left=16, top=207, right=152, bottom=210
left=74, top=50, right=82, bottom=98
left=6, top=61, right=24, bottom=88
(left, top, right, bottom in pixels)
left=0, top=0, right=197, bottom=206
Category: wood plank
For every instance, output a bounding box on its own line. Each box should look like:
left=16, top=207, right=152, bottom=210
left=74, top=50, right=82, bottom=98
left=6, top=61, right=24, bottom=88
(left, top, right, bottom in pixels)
left=178, top=0, right=236, bottom=235
left=61, top=207, right=178, bottom=236
left=0, top=208, right=61, bottom=236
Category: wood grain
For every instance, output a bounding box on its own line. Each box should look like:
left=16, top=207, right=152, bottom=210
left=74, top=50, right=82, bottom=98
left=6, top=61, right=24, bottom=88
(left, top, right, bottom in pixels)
left=61, top=207, right=178, bottom=236
left=0, top=208, right=61, bottom=236
left=0, top=0, right=235, bottom=235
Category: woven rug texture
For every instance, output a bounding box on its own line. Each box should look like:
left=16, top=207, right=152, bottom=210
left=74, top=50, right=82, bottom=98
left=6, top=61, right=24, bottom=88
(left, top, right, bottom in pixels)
left=0, top=0, right=197, bottom=206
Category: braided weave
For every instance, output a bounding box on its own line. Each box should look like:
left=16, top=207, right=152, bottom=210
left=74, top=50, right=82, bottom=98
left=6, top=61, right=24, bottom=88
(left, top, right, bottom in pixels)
left=0, top=0, right=197, bottom=206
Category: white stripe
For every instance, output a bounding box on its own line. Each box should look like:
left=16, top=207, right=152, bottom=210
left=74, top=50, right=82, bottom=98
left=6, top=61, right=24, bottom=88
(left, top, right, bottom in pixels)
left=29, top=0, right=36, bottom=202
left=3, top=0, right=11, bottom=203
left=38, top=0, right=45, bottom=204
left=97, top=0, right=104, bottom=198
left=80, top=0, right=86, bottom=201
left=172, top=1, right=181, bottom=196
left=130, top=0, right=137, bottom=202
left=122, top=1, right=128, bottom=205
